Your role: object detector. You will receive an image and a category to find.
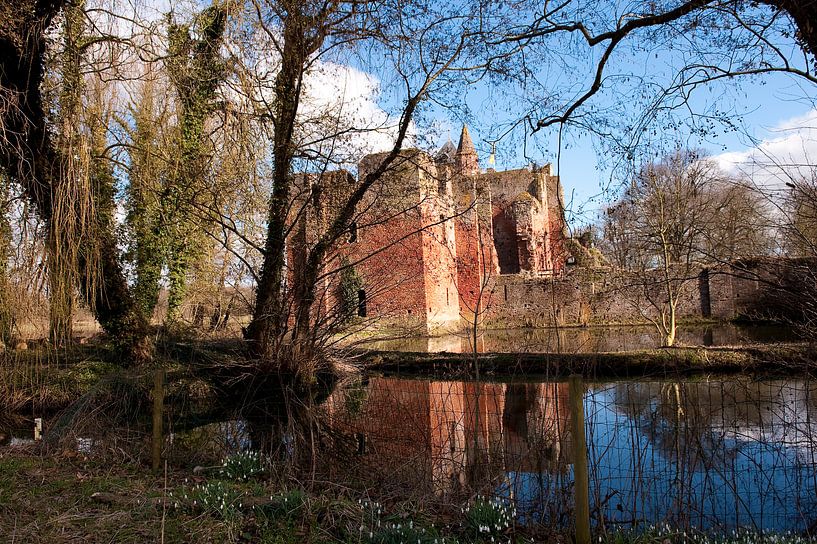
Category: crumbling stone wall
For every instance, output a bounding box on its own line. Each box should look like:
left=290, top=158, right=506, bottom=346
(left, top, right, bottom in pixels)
left=292, top=126, right=571, bottom=334
left=482, top=268, right=709, bottom=329
left=481, top=165, right=564, bottom=276
left=480, top=260, right=816, bottom=329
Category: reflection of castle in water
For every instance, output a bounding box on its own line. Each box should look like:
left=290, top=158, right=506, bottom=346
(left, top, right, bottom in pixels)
left=324, top=378, right=573, bottom=496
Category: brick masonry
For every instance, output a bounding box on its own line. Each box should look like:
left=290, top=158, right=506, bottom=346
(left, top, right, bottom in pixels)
left=292, top=127, right=807, bottom=334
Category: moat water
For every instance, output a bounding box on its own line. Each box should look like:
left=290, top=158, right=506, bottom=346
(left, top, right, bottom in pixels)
left=8, top=374, right=814, bottom=534
left=177, top=376, right=817, bottom=533
left=365, top=323, right=801, bottom=353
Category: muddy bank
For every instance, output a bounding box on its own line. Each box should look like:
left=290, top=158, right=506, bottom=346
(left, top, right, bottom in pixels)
left=358, top=342, right=817, bottom=379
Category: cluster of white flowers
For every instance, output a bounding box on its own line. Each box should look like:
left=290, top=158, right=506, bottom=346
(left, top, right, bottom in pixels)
left=355, top=498, right=456, bottom=544
left=219, top=450, right=266, bottom=481
left=463, top=495, right=515, bottom=542
left=363, top=520, right=445, bottom=544
left=170, top=481, right=241, bottom=520
left=602, top=524, right=811, bottom=544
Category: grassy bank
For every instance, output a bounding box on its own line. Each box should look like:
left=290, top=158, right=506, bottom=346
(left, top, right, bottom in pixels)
left=0, top=345, right=121, bottom=413
left=4, top=339, right=816, bottom=416
left=1, top=447, right=812, bottom=544
left=360, top=343, right=817, bottom=379
left=0, top=446, right=543, bottom=543
left=0, top=340, right=226, bottom=418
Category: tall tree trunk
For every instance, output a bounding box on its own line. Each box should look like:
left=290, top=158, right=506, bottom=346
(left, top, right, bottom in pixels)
left=47, top=231, right=74, bottom=346
left=48, top=0, right=84, bottom=347
left=162, top=5, right=226, bottom=326
left=0, top=176, right=14, bottom=346
left=245, top=7, right=312, bottom=361
left=0, top=0, right=150, bottom=362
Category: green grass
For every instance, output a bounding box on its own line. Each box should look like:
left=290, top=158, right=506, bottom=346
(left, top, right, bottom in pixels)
left=1, top=448, right=812, bottom=543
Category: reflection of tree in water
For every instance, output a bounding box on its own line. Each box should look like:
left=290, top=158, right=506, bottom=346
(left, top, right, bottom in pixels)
left=503, top=384, right=570, bottom=474
left=502, top=383, right=573, bottom=527
left=606, top=379, right=817, bottom=530
left=285, top=378, right=576, bottom=513
left=167, top=373, right=342, bottom=477
left=169, top=376, right=817, bottom=532
left=613, top=380, right=817, bottom=464
left=614, top=381, right=739, bottom=471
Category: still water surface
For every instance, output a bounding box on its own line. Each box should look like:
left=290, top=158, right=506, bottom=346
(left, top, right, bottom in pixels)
left=4, top=375, right=815, bottom=534
left=169, top=376, right=817, bottom=534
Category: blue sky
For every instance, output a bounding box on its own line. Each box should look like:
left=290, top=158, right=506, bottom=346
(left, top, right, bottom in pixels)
left=432, top=70, right=817, bottom=232
left=130, top=0, right=817, bottom=235
left=407, top=8, right=817, bottom=233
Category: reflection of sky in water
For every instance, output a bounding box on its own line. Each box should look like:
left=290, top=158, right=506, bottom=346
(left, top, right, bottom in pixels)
left=65, top=376, right=814, bottom=535
left=504, top=383, right=817, bottom=533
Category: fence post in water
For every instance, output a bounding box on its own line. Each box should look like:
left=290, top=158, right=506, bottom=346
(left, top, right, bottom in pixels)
left=569, top=374, right=591, bottom=544
left=152, top=369, right=165, bottom=473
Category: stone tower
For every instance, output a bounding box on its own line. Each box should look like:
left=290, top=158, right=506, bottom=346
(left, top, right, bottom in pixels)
left=456, top=125, right=479, bottom=176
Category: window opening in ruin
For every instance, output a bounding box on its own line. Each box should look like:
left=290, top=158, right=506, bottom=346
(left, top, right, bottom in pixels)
left=357, top=289, right=367, bottom=317
left=446, top=288, right=449, bottom=305
left=348, top=221, right=358, bottom=243
left=311, top=184, right=320, bottom=209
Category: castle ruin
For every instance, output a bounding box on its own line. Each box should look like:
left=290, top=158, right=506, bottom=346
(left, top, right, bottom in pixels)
left=292, top=125, right=569, bottom=333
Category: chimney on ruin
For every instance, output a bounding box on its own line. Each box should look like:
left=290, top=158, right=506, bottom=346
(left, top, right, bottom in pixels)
left=456, top=125, right=479, bottom=176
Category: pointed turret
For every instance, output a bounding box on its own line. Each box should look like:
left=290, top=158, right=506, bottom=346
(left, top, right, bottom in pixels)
left=457, top=125, right=475, bottom=154
left=456, top=124, right=479, bottom=176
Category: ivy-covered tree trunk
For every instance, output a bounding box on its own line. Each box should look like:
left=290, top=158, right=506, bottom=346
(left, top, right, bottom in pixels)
left=0, top=0, right=150, bottom=362
left=127, top=82, right=166, bottom=321
left=47, top=0, right=85, bottom=346
left=0, top=176, right=14, bottom=346
left=162, top=5, right=226, bottom=325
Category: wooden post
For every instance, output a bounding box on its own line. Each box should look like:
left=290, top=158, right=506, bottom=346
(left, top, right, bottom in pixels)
left=152, top=369, right=165, bottom=473
left=569, top=374, right=591, bottom=544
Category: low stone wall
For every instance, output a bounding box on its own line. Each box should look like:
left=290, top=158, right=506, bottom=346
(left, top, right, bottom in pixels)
left=478, top=262, right=796, bottom=329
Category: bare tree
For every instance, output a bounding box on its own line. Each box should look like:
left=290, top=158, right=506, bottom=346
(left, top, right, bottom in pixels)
left=601, top=150, right=771, bottom=345
left=239, top=0, right=491, bottom=377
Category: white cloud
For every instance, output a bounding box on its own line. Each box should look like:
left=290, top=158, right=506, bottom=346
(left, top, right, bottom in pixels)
left=298, top=61, right=415, bottom=161
left=84, top=0, right=412, bottom=168
left=714, top=108, right=817, bottom=190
